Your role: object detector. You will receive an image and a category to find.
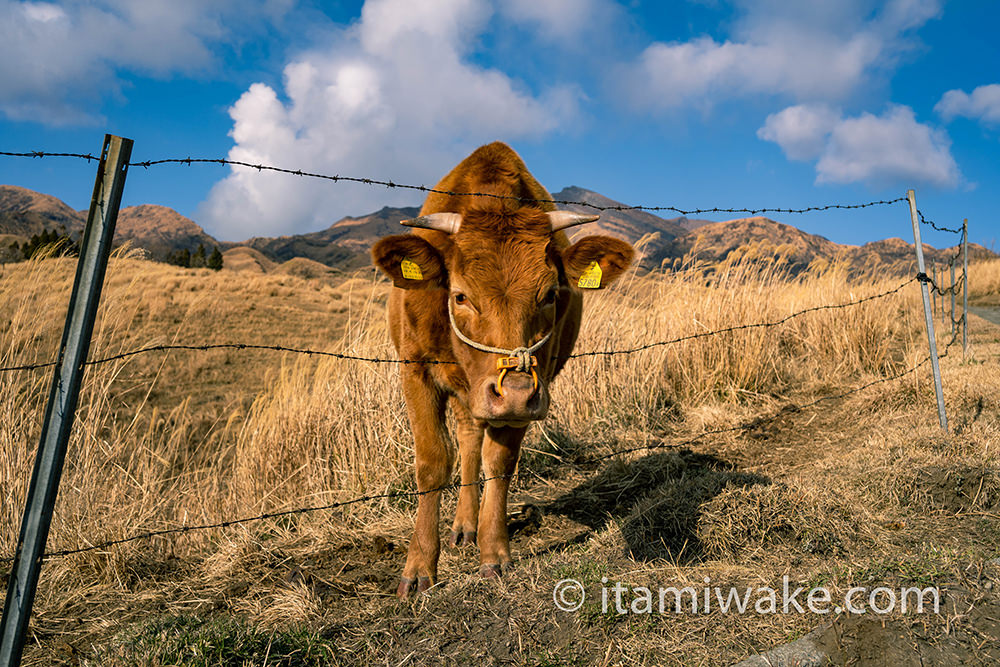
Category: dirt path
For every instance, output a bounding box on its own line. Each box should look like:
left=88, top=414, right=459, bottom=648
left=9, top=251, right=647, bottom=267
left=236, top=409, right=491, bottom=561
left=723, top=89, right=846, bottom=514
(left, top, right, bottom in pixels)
left=969, top=305, right=1000, bottom=326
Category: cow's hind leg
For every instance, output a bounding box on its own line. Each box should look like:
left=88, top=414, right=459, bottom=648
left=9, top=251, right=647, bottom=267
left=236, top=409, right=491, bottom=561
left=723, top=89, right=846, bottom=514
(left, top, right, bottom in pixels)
left=449, top=398, right=483, bottom=548
left=478, top=425, right=526, bottom=578
left=397, top=369, right=452, bottom=598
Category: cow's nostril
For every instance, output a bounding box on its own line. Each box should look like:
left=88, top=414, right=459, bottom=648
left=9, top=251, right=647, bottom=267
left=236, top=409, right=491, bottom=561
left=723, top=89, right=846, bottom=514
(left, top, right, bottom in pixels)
left=488, top=382, right=501, bottom=398
left=526, top=387, right=541, bottom=409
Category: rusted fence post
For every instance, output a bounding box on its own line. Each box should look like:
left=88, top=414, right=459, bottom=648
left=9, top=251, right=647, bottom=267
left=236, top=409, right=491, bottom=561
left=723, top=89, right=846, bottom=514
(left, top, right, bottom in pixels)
left=0, top=134, right=132, bottom=667
left=907, top=190, right=948, bottom=432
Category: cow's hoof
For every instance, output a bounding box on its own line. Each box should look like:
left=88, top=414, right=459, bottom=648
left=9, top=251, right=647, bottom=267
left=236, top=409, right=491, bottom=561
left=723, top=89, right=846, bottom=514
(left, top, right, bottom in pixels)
left=396, top=576, right=434, bottom=598
left=396, top=576, right=417, bottom=598
left=449, top=530, right=477, bottom=548
left=479, top=563, right=503, bottom=579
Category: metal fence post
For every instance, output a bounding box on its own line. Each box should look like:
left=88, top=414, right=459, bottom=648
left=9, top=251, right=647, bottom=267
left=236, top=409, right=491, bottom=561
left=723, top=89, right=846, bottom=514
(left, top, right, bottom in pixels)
left=931, top=263, right=938, bottom=318
left=907, top=190, right=948, bottom=432
left=962, top=219, right=969, bottom=360
left=0, top=134, right=132, bottom=667
left=950, top=259, right=956, bottom=337
left=938, top=265, right=944, bottom=322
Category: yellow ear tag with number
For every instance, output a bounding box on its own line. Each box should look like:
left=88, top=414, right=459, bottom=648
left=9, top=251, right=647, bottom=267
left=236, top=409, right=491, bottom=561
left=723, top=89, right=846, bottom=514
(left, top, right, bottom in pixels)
left=577, top=261, right=602, bottom=289
left=400, top=258, right=423, bottom=280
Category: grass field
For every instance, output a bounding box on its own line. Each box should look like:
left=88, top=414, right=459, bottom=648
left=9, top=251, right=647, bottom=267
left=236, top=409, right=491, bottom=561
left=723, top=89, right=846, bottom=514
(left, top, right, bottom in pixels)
left=2, top=250, right=999, bottom=665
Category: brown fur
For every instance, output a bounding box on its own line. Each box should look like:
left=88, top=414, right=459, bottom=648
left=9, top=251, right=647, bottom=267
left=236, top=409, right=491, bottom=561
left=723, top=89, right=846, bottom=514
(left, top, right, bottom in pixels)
left=371, top=142, right=634, bottom=596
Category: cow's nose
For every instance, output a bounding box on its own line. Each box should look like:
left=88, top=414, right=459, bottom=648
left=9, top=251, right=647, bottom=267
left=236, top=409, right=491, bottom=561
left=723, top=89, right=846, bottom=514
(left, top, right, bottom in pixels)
left=484, top=371, right=546, bottom=421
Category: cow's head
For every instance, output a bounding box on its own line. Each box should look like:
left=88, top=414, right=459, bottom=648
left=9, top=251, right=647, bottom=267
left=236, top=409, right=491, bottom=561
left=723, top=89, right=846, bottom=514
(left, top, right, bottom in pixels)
left=372, top=205, right=633, bottom=427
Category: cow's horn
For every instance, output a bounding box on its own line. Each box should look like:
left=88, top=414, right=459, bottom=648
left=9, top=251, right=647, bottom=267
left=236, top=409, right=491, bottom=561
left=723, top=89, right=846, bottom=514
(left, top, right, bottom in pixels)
left=547, top=211, right=600, bottom=232
left=400, top=212, right=463, bottom=234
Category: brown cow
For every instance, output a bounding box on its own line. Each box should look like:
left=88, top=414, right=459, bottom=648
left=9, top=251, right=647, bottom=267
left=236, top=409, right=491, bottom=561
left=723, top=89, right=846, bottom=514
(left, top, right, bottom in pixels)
left=372, top=142, right=633, bottom=597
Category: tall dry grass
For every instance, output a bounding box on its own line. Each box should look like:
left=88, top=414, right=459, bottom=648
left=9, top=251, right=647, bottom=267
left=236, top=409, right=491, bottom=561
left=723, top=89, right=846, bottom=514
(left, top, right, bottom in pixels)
left=547, top=254, right=920, bottom=439
left=223, top=252, right=924, bottom=515
left=1, top=252, right=372, bottom=578
left=0, top=250, right=932, bottom=571
left=969, top=258, right=1000, bottom=297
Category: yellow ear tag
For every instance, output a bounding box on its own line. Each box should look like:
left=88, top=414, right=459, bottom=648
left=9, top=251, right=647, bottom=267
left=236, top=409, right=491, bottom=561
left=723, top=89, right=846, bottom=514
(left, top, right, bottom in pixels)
left=400, top=258, right=423, bottom=280
left=577, top=261, right=602, bottom=289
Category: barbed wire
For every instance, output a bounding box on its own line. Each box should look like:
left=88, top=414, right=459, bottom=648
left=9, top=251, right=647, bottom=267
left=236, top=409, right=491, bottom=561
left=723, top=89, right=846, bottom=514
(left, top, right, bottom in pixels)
left=1, top=148, right=908, bottom=217
left=590, top=328, right=959, bottom=463
left=0, top=343, right=460, bottom=373
left=127, top=157, right=912, bottom=216
left=0, top=473, right=517, bottom=563
left=0, top=276, right=918, bottom=374
left=0, top=328, right=959, bottom=565
left=0, top=148, right=970, bottom=566
left=0, top=150, right=100, bottom=162
left=569, top=276, right=915, bottom=358
left=928, top=273, right=965, bottom=297
left=917, top=209, right=963, bottom=235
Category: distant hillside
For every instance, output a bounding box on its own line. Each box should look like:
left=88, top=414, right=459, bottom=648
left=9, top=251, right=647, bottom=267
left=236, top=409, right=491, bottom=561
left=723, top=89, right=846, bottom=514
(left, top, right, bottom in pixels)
left=670, top=216, right=716, bottom=232
left=222, top=246, right=276, bottom=274
left=657, top=216, right=845, bottom=270
left=325, top=205, right=423, bottom=252
left=658, top=216, right=985, bottom=274
left=273, top=257, right=345, bottom=284
left=2, top=184, right=993, bottom=276
left=0, top=186, right=220, bottom=261
left=238, top=205, right=420, bottom=271
left=116, top=205, right=221, bottom=260
left=551, top=186, right=687, bottom=262
left=0, top=185, right=85, bottom=237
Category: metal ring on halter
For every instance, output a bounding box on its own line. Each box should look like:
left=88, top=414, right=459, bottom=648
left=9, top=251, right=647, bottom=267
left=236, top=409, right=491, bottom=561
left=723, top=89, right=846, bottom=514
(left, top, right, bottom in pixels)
left=496, top=356, right=539, bottom=397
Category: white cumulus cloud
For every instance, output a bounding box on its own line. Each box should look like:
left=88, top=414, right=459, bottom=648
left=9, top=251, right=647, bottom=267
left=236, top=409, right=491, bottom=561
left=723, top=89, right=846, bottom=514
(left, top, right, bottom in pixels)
left=0, top=0, right=287, bottom=124
left=935, top=84, right=1000, bottom=125
left=619, top=0, right=942, bottom=111
left=756, top=104, right=840, bottom=161
left=497, top=0, right=621, bottom=44
left=759, top=104, right=960, bottom=188
left=199, top=0, right=580, bottom=240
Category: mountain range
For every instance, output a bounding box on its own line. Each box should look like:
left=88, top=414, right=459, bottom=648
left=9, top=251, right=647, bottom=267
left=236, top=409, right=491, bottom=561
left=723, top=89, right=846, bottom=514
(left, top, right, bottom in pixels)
left=0, top=184, right=990, bottom=276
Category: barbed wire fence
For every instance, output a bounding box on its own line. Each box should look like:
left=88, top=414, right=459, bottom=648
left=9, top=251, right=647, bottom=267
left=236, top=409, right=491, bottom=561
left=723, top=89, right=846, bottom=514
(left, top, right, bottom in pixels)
left=0, top=147, right=976, bottom=567
left=0, top=326, right=964, bottom=565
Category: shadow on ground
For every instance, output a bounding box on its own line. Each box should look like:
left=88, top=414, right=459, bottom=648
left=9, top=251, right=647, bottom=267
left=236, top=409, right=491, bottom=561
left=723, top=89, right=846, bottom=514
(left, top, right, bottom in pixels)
left=546, top=449, right=770, bottom=563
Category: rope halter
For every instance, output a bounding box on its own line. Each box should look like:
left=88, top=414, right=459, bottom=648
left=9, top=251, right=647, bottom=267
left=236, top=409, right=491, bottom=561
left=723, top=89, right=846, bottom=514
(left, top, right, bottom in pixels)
left=447, top=298, right=552, bottom=397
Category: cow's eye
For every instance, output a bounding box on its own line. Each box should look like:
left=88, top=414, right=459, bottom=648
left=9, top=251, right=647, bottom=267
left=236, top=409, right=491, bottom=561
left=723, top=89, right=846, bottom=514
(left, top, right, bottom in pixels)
left=543, top=288, right=558, bottom=304
left=454, top=293, right=467, bottom=304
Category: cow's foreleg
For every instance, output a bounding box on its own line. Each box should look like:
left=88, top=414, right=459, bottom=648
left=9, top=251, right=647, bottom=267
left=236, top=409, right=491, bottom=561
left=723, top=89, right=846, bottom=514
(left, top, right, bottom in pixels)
left=449, top=398, right=483, bottom=548
left=398, top=370, right=452, bottom=598
left=478, top=425, right=526, bottom=577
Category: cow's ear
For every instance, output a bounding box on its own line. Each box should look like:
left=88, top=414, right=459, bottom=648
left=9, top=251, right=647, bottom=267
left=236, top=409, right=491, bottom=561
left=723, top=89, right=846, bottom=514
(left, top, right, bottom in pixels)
left=562, top=236, right=634, bottom=289
left=372, top=235, right=446, bottom=289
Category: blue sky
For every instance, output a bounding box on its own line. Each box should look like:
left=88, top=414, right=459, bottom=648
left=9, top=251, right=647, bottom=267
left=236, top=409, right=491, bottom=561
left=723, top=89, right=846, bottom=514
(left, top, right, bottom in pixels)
left=0, top=0, right=996, bottom=251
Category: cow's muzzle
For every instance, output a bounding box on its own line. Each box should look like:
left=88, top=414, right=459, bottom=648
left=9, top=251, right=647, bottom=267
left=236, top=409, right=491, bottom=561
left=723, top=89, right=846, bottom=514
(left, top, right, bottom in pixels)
left=480, top=370, right=548, bottom=427
left=447, top=299, right=553, bottom=427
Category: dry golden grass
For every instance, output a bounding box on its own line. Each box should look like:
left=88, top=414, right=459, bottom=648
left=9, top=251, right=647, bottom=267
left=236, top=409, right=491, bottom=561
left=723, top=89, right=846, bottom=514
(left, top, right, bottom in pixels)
left=969, top=257, right=1000, bottom=305
left=1, top=251, right=998, bottom=665
left=0, top=250, right=931, bottom=557
left=1, top=252, right=380, bottom=569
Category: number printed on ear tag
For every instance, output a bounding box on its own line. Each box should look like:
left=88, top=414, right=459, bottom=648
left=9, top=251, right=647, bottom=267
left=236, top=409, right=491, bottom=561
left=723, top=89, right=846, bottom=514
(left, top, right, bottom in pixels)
left=400, top=258, right=423, bottom=280
left=577, top=261, right=602, bottom=289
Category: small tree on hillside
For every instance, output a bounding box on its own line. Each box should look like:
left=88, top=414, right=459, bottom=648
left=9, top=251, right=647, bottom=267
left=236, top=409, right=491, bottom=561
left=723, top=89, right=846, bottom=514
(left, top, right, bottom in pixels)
left=207, top=246, right=223, bottom=271
left=191, top=244, right=206, bottom=268
left=19, top=227, right=78, bottom=260
left=168, top=248, right=191, bottom=267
